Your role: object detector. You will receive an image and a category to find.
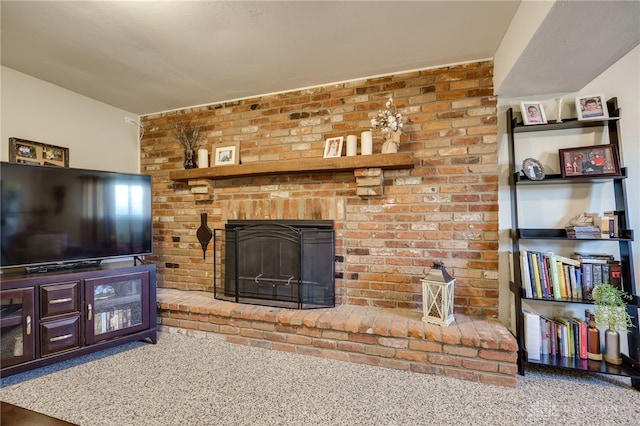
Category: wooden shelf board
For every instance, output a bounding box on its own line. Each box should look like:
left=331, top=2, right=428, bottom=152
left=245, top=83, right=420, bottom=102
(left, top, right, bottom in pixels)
left=169, top=152, right=415, bottom=182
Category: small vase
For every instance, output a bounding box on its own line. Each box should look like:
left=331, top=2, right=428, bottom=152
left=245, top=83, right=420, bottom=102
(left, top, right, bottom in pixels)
left=381, top=140, right=398, bottom=154
left=555, top=97, right=563, bottom=123
left=604, top=328, right=622, bottom=365
left=196, top=212, right=213, bottom=260
left=381, top=130, right=401, bottom=154
left=586, top=313, right=602, bottom=360
left=184, top=149, right=196, bottom=169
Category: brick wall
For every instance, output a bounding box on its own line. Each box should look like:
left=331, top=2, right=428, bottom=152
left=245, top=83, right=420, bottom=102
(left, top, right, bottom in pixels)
left=140, top=60, right=499, bottom=317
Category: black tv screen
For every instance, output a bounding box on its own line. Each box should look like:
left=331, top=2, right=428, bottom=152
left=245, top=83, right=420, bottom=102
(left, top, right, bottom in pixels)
left=1, top=162, right=153, bottom=269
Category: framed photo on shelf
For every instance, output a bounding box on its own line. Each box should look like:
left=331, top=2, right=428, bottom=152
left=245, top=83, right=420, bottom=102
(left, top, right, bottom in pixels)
left=520, top=102, right=547, bottom=125
left=213, top=142, right=240, bottom=166
left=559, top=144, right=620, bottom=178
left=575, top=94, right=609, bottom=121
left=522, top=158, right=545, bottom=181
left=323, top=136, right=343, bottom=158
left=9, top=137, right=69, bottom=167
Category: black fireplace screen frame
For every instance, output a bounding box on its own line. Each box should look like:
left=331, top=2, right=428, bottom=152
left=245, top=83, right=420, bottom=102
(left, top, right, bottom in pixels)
left=213, top=220, right=335, bottom=309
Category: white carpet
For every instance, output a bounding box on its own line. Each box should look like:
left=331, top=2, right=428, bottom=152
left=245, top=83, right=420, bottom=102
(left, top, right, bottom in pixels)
left=1, top=327, right=638, bottom=425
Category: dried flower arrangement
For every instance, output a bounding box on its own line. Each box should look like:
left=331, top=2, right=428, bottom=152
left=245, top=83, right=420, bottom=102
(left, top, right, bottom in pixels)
left=371, top=97, right=404, bottom=137
left=172, top=120, right=203, bottom=152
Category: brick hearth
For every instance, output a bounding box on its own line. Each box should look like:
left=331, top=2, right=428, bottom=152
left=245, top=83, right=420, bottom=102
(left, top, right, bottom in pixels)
left=157, top=288, right=518, bottom=387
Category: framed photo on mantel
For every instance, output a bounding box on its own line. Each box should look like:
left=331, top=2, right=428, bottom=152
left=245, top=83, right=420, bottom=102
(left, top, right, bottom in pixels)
left=9, top=137, right=69, bottom=167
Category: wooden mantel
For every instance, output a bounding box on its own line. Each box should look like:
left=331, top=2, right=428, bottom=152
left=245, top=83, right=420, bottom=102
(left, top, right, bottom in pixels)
left=169, top=152, right=415, bottom=182
left=169, top=152, right=415, bottom=200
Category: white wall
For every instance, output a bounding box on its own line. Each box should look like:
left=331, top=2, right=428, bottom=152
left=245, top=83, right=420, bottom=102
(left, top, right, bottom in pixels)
left=1, top=66, right=140, bottom=173
left=498, top=46, right=640, bottom=328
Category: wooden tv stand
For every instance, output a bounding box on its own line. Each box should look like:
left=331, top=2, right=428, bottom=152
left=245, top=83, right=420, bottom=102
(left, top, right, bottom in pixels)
left=1, top=261, right=157, bottom=377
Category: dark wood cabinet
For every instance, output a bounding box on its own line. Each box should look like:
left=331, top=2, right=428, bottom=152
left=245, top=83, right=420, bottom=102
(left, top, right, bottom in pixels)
left=1, top=287, right=36, bottom=368
left=84, top=271, right=151, bottom=345
left=0, top=262, right=156, bottom=377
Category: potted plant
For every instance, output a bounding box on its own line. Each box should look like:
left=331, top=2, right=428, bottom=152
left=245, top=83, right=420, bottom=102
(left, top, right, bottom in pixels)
left=591, top=283, right=635, bottom=365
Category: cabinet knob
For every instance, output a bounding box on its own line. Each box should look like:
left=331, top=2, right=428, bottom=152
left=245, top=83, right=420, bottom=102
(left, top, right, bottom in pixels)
left=87, top=304, right=92, bottom=321
left=26, top=315, right=31, bottom=335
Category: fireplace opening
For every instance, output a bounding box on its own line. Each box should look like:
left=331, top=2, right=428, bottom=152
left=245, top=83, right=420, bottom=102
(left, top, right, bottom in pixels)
left=214, top=220, right=335, bottom=309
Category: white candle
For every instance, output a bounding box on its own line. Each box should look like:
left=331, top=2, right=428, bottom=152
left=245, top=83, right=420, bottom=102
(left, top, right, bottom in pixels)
left=361, top=131, right=373, bottom=155
left=197, top=148, right=209, bottom=168
left=346, top=135, right=357, bottom=156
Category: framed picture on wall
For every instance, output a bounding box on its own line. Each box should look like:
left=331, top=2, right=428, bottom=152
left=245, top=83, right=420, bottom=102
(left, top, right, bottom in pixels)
left=575, top=94, right=609, bottom=121
left=559, top=144, right=620, bottom=178
left=9, top=137, right=69, bottom=167
left=213, top=142, right=240, bottom=166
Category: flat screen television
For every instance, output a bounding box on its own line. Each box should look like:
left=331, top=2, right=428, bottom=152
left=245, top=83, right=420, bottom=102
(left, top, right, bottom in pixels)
left=1, top=161, right=153, bottom=271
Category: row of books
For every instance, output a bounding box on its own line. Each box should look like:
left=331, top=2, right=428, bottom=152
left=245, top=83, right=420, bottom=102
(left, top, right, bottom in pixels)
left=523, top=310, right=590, bottom=360
left=94, top=308, right=135, bottom=335
left=519, top=251, right=621, bottom=301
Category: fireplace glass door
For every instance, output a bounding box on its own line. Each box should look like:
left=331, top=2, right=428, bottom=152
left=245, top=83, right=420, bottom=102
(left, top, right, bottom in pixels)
left=217, top=221, right=334, bottom=309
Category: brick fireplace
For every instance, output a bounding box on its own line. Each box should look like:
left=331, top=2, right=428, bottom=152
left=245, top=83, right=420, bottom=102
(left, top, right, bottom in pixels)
left=142, top=59, right=499, bottom=317
left=141, top=60, right=516, bottom=386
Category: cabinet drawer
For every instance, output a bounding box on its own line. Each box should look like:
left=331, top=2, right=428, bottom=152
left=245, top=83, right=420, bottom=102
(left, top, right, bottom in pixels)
left=40, top=316, right=80, bottom=356
left=40, top=281, right=80, bottom=319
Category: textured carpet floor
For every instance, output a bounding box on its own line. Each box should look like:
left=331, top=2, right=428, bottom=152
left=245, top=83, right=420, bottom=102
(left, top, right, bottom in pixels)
left=1, top=327, right=639, bottom=426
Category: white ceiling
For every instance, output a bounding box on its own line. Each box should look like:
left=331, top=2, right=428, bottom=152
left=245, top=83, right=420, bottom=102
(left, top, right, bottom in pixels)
left=1, top=1, right=521, bottom=115
left=1, top=1, right=638, bottom=116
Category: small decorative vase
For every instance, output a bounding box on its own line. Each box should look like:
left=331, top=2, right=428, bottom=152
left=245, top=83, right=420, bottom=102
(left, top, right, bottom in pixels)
left=381, top=130, right=401, bottom=154
left=196, top=212, right=213, bottom=260
left=555, top=97, right=563, bottom=123
left=604, top=328, right=622, bottom=365
left=586, top=313, right=602, bottom=361
left=184, top=149, right=196, bottom=169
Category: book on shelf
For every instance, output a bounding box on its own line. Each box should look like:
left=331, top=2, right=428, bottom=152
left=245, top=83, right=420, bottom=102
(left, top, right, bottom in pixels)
left=543, top=252, right=562, bottom=300
left=571, top=252, right=615, bottom=262
left=568, top=265, right=579, bottom=299
left=609, top=263, right=622, bottom=289
left=523, top=310, right=541, bottom=360
left=565, top=225, right=601, bottom=239
left=573, top=317, right=588, bottom=360
left=540, top=315, right=551, bottom=355
left=581, top=263, right=594, bottom=300
left=520, top=251, right=533, bottom=298
left=603, top=210, right=625, bottom=238
left=530, top=252, right=544, bottom=298
left=557, top=261, right=569, bottom=299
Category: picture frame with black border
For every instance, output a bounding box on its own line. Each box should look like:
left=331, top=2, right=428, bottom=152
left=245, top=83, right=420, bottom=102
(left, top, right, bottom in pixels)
left=520, top=102, right=547, bottom=125
left=9, top=137, right=69, bottom=167
left=575, top=94, right=609, bottom=121
left=213, top=142, right=240, bottom=166
left=559, top=144, right=620, bottom=178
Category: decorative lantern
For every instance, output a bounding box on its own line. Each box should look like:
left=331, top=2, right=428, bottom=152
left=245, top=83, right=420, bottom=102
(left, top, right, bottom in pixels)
left=421, top=262, right=455, bottom=326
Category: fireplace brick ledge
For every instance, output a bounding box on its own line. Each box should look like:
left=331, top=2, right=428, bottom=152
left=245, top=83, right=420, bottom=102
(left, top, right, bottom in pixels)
left=157, top=288, right=518, bottom=387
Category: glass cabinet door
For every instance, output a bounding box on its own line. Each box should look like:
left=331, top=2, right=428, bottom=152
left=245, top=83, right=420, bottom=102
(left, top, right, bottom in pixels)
left=1, top=287, right=35, bottom=368
left=85, top=271, right=150, bottom=344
